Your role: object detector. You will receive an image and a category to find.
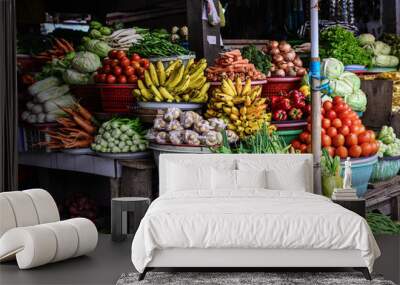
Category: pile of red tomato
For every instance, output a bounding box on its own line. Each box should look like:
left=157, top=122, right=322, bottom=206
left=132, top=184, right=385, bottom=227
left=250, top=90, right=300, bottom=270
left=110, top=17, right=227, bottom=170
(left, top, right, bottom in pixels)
left=291, top=96, right=379, bottom=158
left=94, top=50, right=150, bottom=84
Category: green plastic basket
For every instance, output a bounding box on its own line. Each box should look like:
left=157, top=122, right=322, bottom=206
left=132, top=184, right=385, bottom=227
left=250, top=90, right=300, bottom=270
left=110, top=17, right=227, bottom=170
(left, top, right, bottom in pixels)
left=276, top=129, right=303, bottom=146
left=370, top=156, right=400, bottom=182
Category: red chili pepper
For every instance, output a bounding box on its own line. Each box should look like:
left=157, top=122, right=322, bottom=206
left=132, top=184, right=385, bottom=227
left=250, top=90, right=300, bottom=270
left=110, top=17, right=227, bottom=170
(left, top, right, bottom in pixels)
left=304, top=104, right=312, bottom=115
left=273, top=110, right=287, bottom=121
left=288, top=108, right=303, bottom=120
left=279, top=98, right=291, bottom=111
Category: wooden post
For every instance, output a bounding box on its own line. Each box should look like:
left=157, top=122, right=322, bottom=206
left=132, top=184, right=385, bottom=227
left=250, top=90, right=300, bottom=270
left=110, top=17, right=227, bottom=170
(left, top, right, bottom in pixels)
left=310, top=0, right=321, bottom=195
left=186, top=0, right=221, bottom=64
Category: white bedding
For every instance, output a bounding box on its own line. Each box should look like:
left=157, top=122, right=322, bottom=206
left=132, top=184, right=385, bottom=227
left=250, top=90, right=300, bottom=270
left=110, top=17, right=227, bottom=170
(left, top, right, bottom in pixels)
left=131, top=190, right=380, bottom=273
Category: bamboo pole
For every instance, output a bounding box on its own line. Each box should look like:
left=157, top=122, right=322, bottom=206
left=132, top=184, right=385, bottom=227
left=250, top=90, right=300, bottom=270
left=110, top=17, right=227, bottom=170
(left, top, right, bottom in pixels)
left=310, top=0, right=322, bottom=194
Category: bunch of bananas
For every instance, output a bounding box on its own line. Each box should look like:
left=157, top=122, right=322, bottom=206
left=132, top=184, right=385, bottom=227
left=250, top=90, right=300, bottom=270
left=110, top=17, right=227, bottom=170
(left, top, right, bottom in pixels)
left=205, top=78, right=271, bottom=138
left=133, top=58, right=210, bottom=103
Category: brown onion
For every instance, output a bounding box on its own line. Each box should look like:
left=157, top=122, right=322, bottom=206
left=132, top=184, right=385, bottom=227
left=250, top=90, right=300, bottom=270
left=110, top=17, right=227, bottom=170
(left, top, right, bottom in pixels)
left=274, top=69, right=285, bottom=77
left=273, top=54, right=284, bottom=63
left=269, top=40, right=279, bottom=49
left=287, top=67, right=297, bottom=77
left=278, top=61, right=288, bottom=70
left=296, top=67, right=307, bottom=76
left=293, top=56, right=303, bottom=67
left=279, top=42, right=291, bottom=53
left=270, top=64, right=276, bottom=72
left=270, top=47, right=280, bottom=55
left=283, top=51, right=296, bottom=62
left=287, top=61, right=294, bottom=68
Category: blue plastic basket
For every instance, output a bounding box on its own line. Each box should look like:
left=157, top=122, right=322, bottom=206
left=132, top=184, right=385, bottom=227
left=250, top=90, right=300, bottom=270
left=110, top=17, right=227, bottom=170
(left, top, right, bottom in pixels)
left=340, top=155, right=378, bottom=197
left=370, top=156, right=400, bottom=182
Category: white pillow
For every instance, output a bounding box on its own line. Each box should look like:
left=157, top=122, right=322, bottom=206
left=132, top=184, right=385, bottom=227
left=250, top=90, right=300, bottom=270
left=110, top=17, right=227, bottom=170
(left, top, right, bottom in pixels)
left=236, top=169, right=267, bottom=189
left=266, top=167, right=308, bottom=191
left=167, top=163, right=212, bottom=191
left=211, top=168, right=237, bottom=190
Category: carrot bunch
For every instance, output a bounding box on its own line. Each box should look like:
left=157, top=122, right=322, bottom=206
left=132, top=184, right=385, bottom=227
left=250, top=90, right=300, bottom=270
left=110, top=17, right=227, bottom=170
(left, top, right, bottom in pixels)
left=34, top=38, right=74, bottom=62
left=40, top=104, right=98, bottom=150
left=206, top=49, right=266, bottom=82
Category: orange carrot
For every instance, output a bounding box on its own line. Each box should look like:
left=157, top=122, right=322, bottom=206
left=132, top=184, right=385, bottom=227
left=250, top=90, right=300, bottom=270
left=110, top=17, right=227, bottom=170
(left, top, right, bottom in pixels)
left=73, top=115, right=95, bottom=134
left=75, top=103, right=93, bottom=121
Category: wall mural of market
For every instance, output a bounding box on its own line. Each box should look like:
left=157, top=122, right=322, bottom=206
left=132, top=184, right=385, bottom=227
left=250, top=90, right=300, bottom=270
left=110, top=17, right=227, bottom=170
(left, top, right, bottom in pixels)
left=1, top=1, right=400, bottom=284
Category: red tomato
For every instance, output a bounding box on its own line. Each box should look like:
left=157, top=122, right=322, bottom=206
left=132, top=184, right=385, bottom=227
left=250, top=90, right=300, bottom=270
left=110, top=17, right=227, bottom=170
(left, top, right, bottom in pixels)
left=327, top=127, right=338, bottom=138
left=127, top=74, right=138, bottom=84
left=95, top=73, right=106, bottom=83
left=102, top=58, right=113, bottom=66
left=140, top=58, right=150, bottom=69
left=113, top=66, right=122, bottom=76
left=345, top=133, right=358, bottom=147
left=291, top=139, right=301, bottom=149
left=326, top=110, right=337, bottom=120
left=305, top=134, right=312, bottom=145
left=131, top=53, right=141, bottom=61
left=333, top=96, right=344, bottom=105
left=307, top=116, right=312, bottom=124
left=350, top=125, right=361, bottom=135
left=331, top=118, right=342, bottom=129
left=130, top=61, right=141, bottom=69
left=321, top=108, right=326, bottom=116
left=323, top=101, right=333, bottom=111
left=322, top=134, right=332, bottom=147
left=323, top=146, right=335, bottom=157
left=124, top=66, right=135, bottom=76
left=338, top=125, right=350, bottom=136
left=335, top=146, right=348, bottom=159
left=116, top=50, right=126, bottom=60
left=358, top=132, right=371, bottom=144
left=306, top=144, right=312, bottom=153
left=299, top=132, right=310, bottom=143
left=348, top=111, right=358, bottom=120
left=108, top=50, right=118, bottom=59
left=359, top=125, right=366, bottom=134
left=334, top=103, right=346, bottom=113
left=120, top=57, right=131, bottom=67
left=332, top=134, right=345, bottom=147
left=136, top=67, right=145, bottom=77
left=306, top=123, right=312, bottom=132
left=341, top=118, right=352, bottom=127
left=322, top=118, right=331, bottom=129
left=117, top=75, right=127, bottom=84
left=367, top=130, right=376, bottom=141
left=106, top=74, right=116, bottom=84
left=361, top=143, right=372, bottom=157
left=321, top=128, right=326, bottom=136
left=102, top=64, right=111, bottom=74
left=370, top=141, right=379, bottom=155
left=110, top=59, right=119, bottom=67
left=299, top=144, right=307, bottom=153
left=352, top=118, right=362, bottom=126
left=348, top=145, right=362, bottom=158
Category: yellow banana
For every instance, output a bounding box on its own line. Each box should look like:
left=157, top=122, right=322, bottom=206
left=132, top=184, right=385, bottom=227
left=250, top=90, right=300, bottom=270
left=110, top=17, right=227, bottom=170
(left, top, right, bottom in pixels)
left=174, top=75, right=190, bottom=94
left=144, top=70, right=154, bottom=88
left=198, top=82, right=210, bottom=97
left=254, top=97, right=267, bottom=106
left=233, top=119, right=242, bottom=126
left=137, top=79, right=146, bottom=90
left=149, top=63, right=159, bottom=87
left=227, top=124, right=236, bottom=131
left=213, top=102, right=224, bottom=109
left=227, top=79, right=237, bottom=96
left=231, top=106, right=239, bottom=116
left=235, top=77, right=243, bottom=95
left=156, top=61, right=166, bottom=86
left=165, top=60, right=182, bottom=77
left=240, top=106, right=247, bottom=115
left=244, top=96, right=252, bottom=106
left=230, top=114, right=239, bottom=121
left=132, top=89, right=141, bottom=98
left=242, top=78, right=251, bottom=96
left=150, top=85, right=163, bottom=100
left=182, top=94, right=190, bottom=102
left=159, top=86, right=175, bottom=100
left=166, top=64, right=184, bottom=89
left=183, top=58, right=195, bottom=76
left=223, top=106, right=232, bottom=114
left=189, top=76, right=207, bottom=90
left=189, top=59, right=207, bottom=75
left=191, top=94, right=208, bottom=103
left=233, top=97, right=245, bottom=104
left=189, top=63, right=207, bottom=81
left=221, top=79, right=236, bottom=96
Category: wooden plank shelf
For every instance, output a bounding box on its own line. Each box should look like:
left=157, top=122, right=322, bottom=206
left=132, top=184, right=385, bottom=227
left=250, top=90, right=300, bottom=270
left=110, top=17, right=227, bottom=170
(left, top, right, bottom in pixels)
left=366, top=176, right=400, bottom=220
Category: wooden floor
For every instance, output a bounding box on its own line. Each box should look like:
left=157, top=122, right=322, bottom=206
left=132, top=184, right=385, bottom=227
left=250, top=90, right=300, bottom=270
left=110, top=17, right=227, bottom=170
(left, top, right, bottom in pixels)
left=0, top=234, right=398, bottom=285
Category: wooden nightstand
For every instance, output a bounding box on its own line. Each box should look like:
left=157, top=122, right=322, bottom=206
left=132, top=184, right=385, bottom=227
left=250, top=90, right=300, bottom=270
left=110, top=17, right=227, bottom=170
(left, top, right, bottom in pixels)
left=332, top=199, right=366, bottom=218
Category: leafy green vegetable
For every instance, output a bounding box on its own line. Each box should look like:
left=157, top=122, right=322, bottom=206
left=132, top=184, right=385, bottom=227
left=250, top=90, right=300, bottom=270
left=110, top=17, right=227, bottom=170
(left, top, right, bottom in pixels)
left=321, top=149, right=341, bottom=177
left=241, top=45, right=272, bottom=75
left=382, top=33, right=400, bottom=61
left=377, top=126, right=400, bottom=157
left=367, top=212, right=400, bottom=235
left=320, top=26, right=372, bottom=66
left=372, top=55, right=399, bottom=68
left=62, top=69, right=91, bottom=85
left=358, top=33, right=375, bottom=46
left=71, top=51, right=101, bottom=73
left=345, top=89, right=367, bottom=112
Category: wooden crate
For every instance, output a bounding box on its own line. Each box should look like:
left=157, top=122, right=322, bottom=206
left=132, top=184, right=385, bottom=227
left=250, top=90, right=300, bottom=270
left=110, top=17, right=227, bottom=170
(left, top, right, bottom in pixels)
left=366, top=176, right=400, bottom=220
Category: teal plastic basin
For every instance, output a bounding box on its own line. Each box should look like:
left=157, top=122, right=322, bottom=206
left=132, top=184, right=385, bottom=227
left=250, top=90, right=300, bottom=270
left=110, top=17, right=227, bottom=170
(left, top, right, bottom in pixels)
left=340, top=155, right=378, bottom=197
left=276, top=129, right=303, bottom=146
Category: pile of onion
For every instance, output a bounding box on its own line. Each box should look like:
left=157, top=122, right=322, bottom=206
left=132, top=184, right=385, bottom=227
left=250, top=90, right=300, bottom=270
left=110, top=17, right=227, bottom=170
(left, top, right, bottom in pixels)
left=263, top=41, right=306, bottom=77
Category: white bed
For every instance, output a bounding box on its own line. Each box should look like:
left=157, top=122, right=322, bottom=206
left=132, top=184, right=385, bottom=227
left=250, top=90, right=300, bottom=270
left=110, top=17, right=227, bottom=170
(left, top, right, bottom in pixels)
left=131, top=154, right=380, bottom=280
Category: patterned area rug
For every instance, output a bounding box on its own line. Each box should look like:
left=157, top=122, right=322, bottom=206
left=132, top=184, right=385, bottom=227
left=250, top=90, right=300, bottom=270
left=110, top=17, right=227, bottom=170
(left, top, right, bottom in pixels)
left=116, top=272, right=395, bottom=285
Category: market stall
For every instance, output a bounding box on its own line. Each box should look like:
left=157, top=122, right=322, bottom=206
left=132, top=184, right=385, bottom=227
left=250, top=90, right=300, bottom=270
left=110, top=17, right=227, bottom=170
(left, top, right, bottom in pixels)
left=14, top=0, right=400, bottom=234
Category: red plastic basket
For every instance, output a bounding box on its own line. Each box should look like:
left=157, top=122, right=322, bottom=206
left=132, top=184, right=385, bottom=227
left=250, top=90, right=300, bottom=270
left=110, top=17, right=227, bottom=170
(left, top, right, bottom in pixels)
left=98, top=84, right=137, bottom=113
left=262, top=77, right=302, bottom=97
left=70, top=85, right=102, bottom=112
